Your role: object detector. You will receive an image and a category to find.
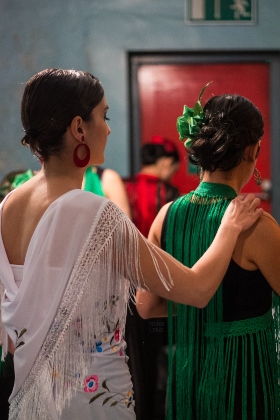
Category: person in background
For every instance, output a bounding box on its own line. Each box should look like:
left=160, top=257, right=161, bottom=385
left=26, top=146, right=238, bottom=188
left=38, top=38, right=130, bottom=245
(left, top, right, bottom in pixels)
left=123, top=136, right=180, bottom=419
left=0, top=170, right=32, bottom=202
left=83, top=166, right=131, bottom=217
left=136, top=87, right=280, bottom=419
left=124, top=135, right=180, bottom=238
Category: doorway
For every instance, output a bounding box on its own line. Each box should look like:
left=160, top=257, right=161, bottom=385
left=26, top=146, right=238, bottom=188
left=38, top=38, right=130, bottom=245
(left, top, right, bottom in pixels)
left=129, top=51, right=280, bottom=218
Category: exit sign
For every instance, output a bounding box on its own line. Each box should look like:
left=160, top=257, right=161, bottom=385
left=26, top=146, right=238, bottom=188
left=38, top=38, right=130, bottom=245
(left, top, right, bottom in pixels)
left=186, top=0, right=257, bottom=25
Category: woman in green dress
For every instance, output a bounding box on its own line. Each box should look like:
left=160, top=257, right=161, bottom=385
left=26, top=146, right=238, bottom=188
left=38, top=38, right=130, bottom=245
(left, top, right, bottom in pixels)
left=137, top=90, right=280, bottom=419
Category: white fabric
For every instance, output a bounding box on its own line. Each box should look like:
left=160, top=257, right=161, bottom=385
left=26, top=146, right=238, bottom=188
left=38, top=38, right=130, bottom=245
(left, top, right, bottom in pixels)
left=0, top=190, right=108, bottom=400
left=10, top=265, right=23, bottom=289
left=0, top=189, right=173, bottom=419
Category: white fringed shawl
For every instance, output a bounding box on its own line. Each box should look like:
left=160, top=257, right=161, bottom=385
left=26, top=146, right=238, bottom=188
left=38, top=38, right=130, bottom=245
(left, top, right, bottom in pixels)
left=0, top=189, right=173, bottom=419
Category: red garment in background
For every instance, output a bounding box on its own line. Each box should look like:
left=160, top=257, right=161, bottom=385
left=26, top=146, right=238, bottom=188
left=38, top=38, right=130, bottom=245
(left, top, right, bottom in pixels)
left=123, top=172, right=180, bottom=420
left=124, top=173, right=180, bottom=238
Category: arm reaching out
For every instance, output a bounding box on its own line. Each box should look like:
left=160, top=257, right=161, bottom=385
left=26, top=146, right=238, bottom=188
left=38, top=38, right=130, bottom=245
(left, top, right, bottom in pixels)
left=136, top=194, right=262, bottom=318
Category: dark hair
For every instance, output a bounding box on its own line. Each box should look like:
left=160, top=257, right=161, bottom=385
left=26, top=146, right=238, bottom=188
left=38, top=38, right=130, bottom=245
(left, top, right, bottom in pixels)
left=141, top=142, right=180, bottom=166
left=21, top=69, right=104, bottom=161
left=188, top=94, right=264, bottom=172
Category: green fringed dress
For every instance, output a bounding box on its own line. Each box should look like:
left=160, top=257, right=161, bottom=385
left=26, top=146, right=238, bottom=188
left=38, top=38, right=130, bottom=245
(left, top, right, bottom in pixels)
left=164, top=182, right=280, bottom=420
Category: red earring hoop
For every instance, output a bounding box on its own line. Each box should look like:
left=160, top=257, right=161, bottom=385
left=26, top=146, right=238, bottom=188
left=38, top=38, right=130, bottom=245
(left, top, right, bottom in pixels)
left=73, top=137, right=90, bottom=168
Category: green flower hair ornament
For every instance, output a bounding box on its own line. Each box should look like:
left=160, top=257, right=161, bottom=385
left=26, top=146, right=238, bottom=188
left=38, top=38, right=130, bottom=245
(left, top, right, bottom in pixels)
left=176, top=81, right=212, bottom=149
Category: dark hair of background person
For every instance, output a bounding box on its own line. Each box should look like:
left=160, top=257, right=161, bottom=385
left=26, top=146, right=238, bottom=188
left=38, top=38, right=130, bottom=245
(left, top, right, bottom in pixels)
left=20, top=69, right=104, bottom=162
left=188, top=94, right=264, bottom=172
left=141, top=142, right=180, bottom=166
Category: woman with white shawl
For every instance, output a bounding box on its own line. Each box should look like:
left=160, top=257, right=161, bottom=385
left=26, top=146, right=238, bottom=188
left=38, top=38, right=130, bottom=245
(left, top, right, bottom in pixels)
left=0, top=69, right=262, bottom=420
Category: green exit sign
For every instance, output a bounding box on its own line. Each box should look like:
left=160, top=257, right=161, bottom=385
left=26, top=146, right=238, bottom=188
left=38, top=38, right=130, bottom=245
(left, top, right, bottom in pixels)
left=186, top=0, right=257, bottom=25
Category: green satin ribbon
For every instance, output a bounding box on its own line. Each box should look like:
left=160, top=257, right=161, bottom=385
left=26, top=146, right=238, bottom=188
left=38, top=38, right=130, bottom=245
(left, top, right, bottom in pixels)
left=176, top=81, right=212, bottom=149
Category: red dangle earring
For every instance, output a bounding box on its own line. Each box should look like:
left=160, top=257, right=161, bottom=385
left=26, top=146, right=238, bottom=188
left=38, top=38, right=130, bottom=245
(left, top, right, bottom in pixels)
left=253, top=144, right=262, bottom=186
left=254, top=167, right=262, bottom=186
left=73, top=136, right=90, bottom=168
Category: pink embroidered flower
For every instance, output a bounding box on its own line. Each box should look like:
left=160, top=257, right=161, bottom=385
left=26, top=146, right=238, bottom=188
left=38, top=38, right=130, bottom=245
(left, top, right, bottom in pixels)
left=119, top=349, right=124, bottom=357
left=84, top=375, right=99, bottom=393
left=114, top=328, right=120, bottom=343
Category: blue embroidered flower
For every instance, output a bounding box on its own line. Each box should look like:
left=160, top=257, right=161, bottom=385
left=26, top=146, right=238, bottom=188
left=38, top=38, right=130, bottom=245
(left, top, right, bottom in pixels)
left=95, top=341, right=103, bottom=352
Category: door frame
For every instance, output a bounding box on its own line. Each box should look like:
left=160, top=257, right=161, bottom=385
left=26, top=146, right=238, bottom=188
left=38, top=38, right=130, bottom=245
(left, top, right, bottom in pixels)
left=128, top=50, right=280, bottom=221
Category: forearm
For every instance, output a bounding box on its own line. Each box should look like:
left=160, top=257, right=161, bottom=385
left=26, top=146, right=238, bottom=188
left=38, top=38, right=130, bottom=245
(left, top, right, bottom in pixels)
left=137, top=224, right=239, bottom=310
left=126, top=194, right=262, bottom=309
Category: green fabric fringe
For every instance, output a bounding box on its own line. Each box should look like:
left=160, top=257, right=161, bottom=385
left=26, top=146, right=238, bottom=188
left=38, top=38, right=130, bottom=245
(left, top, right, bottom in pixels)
left=166, top=182, right=280, bottom=420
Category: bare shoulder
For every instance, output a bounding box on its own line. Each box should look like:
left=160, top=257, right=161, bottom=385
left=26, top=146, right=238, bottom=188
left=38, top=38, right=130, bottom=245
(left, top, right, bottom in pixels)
left=250, top=211, right=280, bottom=237
left=239, top=210, right=280, bottom=252
left=152, top=201, right=173, bottom=229
left=102, top=168, right=122, bottom=184
left=148, top=201, right=173, bottom=246
left=233, top=210, right=280, bottom=271
left=260, top=211, right=279, bottom=227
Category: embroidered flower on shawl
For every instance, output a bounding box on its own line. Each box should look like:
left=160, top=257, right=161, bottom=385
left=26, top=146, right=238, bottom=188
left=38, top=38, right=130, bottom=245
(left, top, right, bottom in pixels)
left=84, top=375, right=99, bottom=393
left=125, top=391, right=134, bottom=406
left=95, top=341, right=103, bottom=352
left=111, top=346, right=117, bottom=352
left=119, top=349, right=124, bottom=357
left=15, top=328, right=27, bottom=349
left=114, top=328, right=120, bottom=343
left=88, top=379, right=134, bottom=408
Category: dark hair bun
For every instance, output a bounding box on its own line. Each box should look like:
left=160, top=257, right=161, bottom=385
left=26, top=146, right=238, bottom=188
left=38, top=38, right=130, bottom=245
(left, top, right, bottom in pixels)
left=188, top=94, right=264, bottom=172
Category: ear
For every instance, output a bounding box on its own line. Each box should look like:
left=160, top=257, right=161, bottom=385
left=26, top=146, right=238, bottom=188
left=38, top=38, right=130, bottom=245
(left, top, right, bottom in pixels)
left=243, top=143, right=260, bottom=163
left=70, top=116, right=84, bottom=141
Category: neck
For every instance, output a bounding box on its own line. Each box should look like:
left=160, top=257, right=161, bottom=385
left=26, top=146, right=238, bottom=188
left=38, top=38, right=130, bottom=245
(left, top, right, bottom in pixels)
left=202, top=170, right=243, bottom=194
left=42, top=156, right=85, bottom=191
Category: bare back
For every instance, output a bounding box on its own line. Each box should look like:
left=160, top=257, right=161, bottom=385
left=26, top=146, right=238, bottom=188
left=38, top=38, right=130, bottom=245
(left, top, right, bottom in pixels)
left=1, top=172, right=78, bottom=266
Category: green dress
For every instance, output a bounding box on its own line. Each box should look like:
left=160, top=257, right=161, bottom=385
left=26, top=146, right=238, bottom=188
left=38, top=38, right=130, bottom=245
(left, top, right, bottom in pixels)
left=83, top=166, right=105, bottom=197
left=165, top=182, right=280, bottom=420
